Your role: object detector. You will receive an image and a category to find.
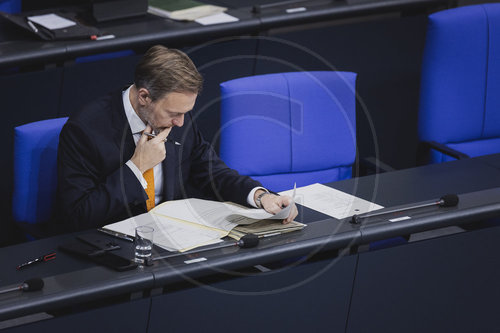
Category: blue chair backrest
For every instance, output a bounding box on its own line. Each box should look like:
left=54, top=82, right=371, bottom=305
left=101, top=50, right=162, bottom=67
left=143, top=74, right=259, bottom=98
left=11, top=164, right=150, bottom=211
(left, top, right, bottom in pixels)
left=0, top=0, right=20, bottom=13
left=13, top=117, right=68, bottom=225
left=419, top=4, right=500, bottom=163
left=220, top=71, right=357, bottom=192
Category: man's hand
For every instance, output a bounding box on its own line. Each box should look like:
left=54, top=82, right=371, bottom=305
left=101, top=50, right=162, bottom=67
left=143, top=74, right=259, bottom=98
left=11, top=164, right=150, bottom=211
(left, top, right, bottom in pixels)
left=255, top=190, right=298, bottom=224
left=130, top=124, right=171, bottom=173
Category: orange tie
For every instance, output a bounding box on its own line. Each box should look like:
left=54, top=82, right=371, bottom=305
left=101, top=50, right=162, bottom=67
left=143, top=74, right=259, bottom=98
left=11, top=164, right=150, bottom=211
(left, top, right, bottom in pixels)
left=143, top=168, right=155, bottom=211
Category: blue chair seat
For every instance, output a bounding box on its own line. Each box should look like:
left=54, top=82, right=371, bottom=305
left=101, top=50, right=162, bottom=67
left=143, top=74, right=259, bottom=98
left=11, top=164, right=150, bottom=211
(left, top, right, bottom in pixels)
left=13, top=117, right=68, bottom=238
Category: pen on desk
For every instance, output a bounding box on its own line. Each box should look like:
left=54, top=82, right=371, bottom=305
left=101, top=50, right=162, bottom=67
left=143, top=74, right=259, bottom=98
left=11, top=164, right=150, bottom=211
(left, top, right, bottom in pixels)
left=96, top=34, right=115, bottom=41
left=98, top=228, right=134, bottom=242
left=286, top=7, right=306, bottom=13
left=91, top=34, right=116, bottom=41
left=143, top=132, right=182, bottom=146
left=27, top=20, right=38, bottom=33
left=16, top=252, right=56, bottom=270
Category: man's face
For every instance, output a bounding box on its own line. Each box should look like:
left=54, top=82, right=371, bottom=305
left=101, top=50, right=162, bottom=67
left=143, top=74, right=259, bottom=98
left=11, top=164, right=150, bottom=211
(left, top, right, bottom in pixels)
left=139, top=91, right=197, bottom=133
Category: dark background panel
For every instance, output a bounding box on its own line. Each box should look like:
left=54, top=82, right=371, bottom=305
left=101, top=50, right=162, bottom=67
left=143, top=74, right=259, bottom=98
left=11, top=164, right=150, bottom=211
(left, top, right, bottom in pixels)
left=254, top=14, right=428, bottom=170
left=148, top=256, right=357, bottom=332
left=346, top=226, right=500, bottom=333
left=58, top=53, right=142, bottom=117
left=183, top=38, right=259, bottom=149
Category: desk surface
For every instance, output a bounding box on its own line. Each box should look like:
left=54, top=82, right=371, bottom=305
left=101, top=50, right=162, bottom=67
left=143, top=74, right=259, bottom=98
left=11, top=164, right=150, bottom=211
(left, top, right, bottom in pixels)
left=0, top=0, right=450, bottom=69
left=1, top=155, right=499, bottom=321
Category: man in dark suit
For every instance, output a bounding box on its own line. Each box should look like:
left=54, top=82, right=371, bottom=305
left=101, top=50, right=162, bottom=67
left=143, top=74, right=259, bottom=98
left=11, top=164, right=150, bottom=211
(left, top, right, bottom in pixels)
left=55, top=45, right=297, bottom=232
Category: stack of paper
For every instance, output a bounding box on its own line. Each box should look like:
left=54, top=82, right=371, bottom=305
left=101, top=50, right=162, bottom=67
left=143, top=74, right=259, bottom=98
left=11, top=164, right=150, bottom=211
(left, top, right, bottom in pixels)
left=148, top=0, right=227, bottom=21
left=103, top=198, right=305, bottom=252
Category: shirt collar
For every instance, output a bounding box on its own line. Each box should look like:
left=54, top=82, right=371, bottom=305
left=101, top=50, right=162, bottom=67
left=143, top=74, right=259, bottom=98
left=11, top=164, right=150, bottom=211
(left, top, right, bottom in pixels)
left=123, top=85, right=146, bottom=136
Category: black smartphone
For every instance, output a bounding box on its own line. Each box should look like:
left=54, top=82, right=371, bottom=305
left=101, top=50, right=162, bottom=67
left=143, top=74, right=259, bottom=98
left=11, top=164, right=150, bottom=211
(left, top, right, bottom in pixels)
left=91, top=252, right=138, bottom=272
left=59, top=241, right=137, bottom=271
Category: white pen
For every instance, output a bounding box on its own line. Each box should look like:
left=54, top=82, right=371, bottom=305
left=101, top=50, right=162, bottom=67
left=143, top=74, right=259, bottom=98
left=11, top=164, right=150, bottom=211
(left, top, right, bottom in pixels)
left=27, top=20, right=38, bottom=33
left=143, top=132, right=182, bottom=146
left=96, top=34, right=115, bottom=41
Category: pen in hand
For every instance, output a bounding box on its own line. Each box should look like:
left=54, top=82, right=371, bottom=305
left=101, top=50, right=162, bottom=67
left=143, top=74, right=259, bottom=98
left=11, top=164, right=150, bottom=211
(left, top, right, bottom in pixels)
left=16, top=252, right=56, bottom=270
left=143, top=132, right=181, bottom=146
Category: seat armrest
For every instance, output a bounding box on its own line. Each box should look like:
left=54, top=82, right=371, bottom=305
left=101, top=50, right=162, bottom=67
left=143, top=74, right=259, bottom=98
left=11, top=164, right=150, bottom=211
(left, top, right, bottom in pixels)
left=425, top=141, right=470, bottom=160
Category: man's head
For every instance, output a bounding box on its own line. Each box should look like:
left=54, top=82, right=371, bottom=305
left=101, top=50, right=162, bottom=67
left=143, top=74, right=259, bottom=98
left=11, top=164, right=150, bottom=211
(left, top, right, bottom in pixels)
left=132, top=45, right=203, bottom=133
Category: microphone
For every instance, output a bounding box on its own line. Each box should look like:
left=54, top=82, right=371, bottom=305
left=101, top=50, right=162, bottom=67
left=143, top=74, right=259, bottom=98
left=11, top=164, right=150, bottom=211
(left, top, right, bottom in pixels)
left=0, top=278, right=44, bottom=295
left=351, top=194, right=459, bottom=224
left=149, top=234, right=260, bottom=264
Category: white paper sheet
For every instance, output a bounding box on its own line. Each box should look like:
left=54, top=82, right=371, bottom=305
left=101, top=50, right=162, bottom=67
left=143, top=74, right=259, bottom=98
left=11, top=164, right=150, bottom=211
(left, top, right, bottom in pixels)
left=104, top=213, right=223, bottom=252
left=195, top=12, right=239, bottom=25
left=27, top=14, right=76, bottom=30
left=279, top=183, right=383, bottom=219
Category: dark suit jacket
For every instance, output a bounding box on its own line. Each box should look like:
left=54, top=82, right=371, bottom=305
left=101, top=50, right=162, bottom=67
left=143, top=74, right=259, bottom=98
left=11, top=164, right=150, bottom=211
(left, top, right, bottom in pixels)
left=55, top=90, right=261, bottom=232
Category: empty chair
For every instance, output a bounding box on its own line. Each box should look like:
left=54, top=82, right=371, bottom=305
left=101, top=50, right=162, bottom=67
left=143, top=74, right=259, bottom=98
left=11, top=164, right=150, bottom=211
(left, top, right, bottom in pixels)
left=418, top=4, right=500, bottom=163
left=219, top=71, right=357, bottom=192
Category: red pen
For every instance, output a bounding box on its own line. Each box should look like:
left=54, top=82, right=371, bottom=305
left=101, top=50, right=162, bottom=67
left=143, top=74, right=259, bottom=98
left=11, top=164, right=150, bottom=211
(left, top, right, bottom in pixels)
left=16, top=252, right=56, bottom=270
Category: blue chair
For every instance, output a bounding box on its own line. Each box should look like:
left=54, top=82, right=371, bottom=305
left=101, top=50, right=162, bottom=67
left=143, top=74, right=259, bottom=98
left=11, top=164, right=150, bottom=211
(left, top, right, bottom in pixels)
left=220, top=71, right=357, bottom=192
left=13, top=117, right=68, bottom=239
left=418, top=4, right=500, bottom=163
left=0, top=0, right=20, bottom=13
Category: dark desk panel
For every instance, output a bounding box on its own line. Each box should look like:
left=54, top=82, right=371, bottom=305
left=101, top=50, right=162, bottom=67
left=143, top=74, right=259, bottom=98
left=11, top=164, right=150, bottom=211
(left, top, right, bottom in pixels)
left=332, top=157, right=500, bottom=207
left=150, top=217, right=360, bottom=287
left=358, top=187, right=500, bottom=243
left=347, top=225, right=500, bottom=333
left=149, top=256, right=357, bottom=333
left=476, top=153, right=500, bottom=171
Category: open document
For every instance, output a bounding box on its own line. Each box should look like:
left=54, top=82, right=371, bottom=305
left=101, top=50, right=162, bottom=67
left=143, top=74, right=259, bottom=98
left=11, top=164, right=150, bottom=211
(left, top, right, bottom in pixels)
left=103, top=198, right=305, bottom=252
left=279, top=183, right=384, bottom=219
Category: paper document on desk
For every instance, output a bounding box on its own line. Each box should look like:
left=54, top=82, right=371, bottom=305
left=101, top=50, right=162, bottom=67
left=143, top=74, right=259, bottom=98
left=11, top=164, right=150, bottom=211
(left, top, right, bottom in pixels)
left=148, top=0, right=227, bottom=21
left=195, top=12, right=239, bottom=25
left=103, top=198, right=303, bottom=252
left=27, top=13, right=76, bottom=30
left=103, top=213, right=224, bottom=252
left=279, top=183, right=383, bottom=219
left=152, top=198, right=293, bottom=228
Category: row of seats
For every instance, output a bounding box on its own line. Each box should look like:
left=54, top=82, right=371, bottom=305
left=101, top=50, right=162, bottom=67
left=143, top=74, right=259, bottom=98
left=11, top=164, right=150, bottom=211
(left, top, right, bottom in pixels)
left=12, top=4, right=500, bottom=236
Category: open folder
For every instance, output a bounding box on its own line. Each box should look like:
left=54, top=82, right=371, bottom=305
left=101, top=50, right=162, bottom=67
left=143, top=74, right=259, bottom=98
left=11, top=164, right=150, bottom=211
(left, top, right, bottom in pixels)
left=103, top=198, right=305, bottom=252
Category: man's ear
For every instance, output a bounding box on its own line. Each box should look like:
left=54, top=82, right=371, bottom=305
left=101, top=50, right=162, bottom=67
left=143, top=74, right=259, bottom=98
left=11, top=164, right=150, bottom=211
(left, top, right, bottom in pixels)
left=137, top=88, right=151, bottom=106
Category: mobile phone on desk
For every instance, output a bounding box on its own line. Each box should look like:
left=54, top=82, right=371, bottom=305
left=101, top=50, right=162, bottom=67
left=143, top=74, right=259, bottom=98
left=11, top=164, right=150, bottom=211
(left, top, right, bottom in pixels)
left=59, top=241, right=137, bottom=271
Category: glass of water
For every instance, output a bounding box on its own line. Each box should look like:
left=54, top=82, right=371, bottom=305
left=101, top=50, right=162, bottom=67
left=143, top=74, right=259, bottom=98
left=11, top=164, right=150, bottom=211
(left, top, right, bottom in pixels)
left=134, top=226, right=154, bottom=264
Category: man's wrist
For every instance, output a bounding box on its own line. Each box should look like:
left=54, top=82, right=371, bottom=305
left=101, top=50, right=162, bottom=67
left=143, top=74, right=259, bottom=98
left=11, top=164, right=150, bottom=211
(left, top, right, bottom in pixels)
left=254, top=189, right=270, bottom=208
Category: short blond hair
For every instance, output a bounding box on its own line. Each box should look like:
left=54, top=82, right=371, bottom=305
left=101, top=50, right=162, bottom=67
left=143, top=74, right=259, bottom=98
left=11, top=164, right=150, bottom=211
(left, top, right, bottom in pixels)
left=134, top=45, right=203, bottom=100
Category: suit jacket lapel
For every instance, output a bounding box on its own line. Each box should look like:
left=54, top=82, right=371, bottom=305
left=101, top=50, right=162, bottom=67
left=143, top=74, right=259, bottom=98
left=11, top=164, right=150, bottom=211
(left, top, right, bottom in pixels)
left=110, top=91, right=135, bottom=163
left=162, top=142, right=177, bottom=201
